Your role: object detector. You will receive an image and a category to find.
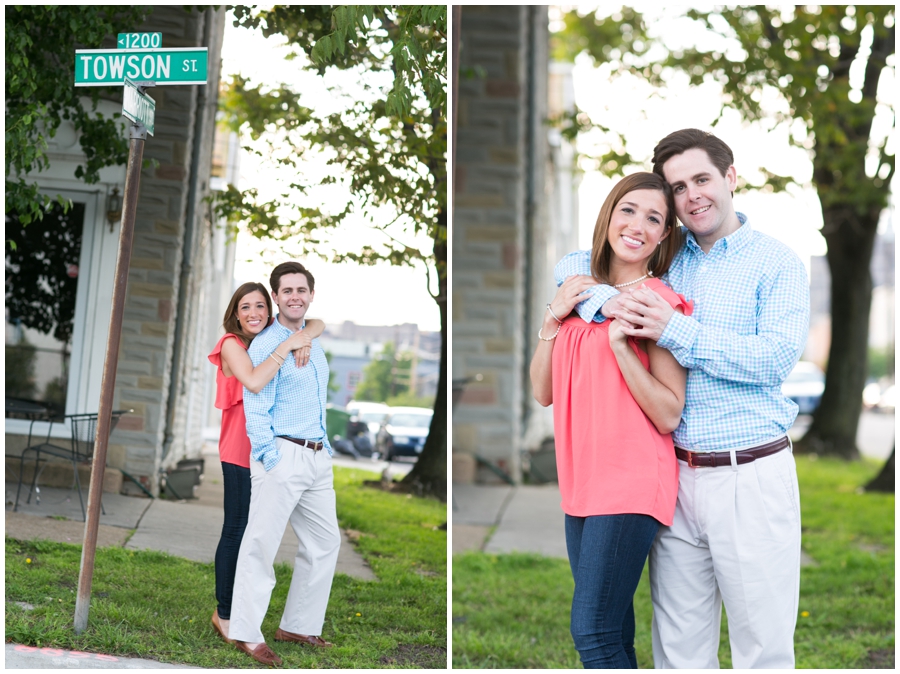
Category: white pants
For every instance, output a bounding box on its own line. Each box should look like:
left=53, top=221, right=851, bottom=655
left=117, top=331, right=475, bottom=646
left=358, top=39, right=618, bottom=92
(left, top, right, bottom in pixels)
left=229, top=438, right=341, bottom=643
left=649, top=445, right=801, bottom=669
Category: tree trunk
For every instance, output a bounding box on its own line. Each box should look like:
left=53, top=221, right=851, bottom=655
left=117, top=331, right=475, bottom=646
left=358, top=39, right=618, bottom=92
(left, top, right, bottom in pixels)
left=795, top=204, right=878, bottom=459
left=401, top=222, right=447, bottom=502
left=864, top=446, right=894, bottom=493
left=796, top=19, right=893, bottom=460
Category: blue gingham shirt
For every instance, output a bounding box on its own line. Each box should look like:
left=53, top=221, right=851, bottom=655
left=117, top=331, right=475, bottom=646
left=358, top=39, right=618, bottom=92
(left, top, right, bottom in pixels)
left=244, top=316, right=332, bottom=470
left=554, top=213, right=810, bottom=451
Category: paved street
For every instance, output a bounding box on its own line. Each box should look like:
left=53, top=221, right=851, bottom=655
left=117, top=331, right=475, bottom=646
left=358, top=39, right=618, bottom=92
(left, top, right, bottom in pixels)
left=789, top=410, right=894, bottom=460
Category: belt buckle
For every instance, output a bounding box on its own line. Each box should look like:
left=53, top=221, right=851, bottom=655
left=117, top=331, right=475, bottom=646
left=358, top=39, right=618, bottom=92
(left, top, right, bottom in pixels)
left=687, top=451, right=695, bottom=468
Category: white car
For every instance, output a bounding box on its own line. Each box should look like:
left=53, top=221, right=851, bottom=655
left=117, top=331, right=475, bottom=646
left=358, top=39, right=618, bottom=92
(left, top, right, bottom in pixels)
left=877, top=385, right=895, bottom=412
left=781, top=361, right=825, bottom=415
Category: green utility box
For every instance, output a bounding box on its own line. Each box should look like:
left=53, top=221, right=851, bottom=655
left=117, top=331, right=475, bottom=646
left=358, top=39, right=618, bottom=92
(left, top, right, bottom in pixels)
left=325, top=405, right=350, bottom=441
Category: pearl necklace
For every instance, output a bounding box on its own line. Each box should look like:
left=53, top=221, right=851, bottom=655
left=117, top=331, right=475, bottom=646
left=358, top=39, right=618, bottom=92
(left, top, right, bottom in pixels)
left=613, top=271, right=652, bottom=289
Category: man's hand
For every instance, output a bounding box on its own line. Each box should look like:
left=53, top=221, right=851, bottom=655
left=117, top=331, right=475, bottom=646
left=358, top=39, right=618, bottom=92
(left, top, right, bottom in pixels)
left=600, top=287, right=638, bottom=328
left=613, top=284, right=674, bottom=341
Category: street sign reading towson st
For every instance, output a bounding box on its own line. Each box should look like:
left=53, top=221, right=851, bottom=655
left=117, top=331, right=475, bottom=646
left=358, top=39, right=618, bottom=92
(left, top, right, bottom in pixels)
left=122, top=80, right=155, bottom=136
left=75, top=48, right=207, bottom=86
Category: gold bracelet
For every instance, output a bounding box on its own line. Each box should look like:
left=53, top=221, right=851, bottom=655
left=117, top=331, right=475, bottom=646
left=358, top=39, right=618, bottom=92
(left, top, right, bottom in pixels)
left=269, top=352, right=284, bottom=365
left=538, top=322, right=561, bottom=341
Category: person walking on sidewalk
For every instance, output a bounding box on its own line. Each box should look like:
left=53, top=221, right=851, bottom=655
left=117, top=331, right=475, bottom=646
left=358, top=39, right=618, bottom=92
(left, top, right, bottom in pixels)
left=555, top=129, right=809, bottom=668
left=531, top=172, right=691, bottom=668
left=207, top=282, right=324, bottom=650
left=229, top=261, right=341, bottom=666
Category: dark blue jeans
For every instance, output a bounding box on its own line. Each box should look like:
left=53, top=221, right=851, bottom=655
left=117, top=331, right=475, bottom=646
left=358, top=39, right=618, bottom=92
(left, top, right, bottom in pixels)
left=215, top=461, right=251, bottom=620
left=565, top=513, right=661, bottom=669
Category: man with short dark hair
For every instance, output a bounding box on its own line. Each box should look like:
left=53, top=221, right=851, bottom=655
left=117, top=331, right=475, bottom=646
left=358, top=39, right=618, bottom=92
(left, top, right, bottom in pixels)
left=555, top=129, right=809, bottom=668
left=228, top=261, right=340, bottom=666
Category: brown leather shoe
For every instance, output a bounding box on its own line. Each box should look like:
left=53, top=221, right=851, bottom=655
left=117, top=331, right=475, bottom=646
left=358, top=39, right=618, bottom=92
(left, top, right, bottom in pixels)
left=211, top=610, right=234, bottom=645
left=274, top=628, right=334, bottom=648
left=235, top=641, right=282, bottom=666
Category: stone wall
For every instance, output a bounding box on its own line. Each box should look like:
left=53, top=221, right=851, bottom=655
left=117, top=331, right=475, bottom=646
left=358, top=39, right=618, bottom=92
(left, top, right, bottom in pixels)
left=452, top=6, right=549, bottom=483
left=109, top=6, right=226, bottom=495
left=452, top=6, right=580, bottom=484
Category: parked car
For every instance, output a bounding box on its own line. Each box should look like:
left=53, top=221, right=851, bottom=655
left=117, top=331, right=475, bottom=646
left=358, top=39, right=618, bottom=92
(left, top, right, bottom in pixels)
left=345, top=401, right=390, bottom=452
left=376, top=406, right=434, bottom=462
left=863, top=380, right=896, bottom=413
left=863, top=381, right=883, bottom=408
left=876, top=385, right=895, bottom=413
left=781, top=361, right=825, bottom=415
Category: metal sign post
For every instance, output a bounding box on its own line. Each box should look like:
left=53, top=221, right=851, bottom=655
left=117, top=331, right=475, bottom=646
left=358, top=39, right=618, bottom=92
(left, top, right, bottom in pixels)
left=74, top=122, right=146, bottom=634
left=72, top=33, right=205, bottom=635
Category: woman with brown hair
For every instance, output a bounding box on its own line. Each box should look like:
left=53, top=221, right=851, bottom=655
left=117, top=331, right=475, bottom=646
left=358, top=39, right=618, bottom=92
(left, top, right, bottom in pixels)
left=207, top=281, right=325, bottom=646
left=530, top=172, right=692, bottom=668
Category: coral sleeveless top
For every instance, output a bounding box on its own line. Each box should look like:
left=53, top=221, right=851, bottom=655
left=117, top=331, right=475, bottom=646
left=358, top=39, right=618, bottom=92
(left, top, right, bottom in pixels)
left=208, top=333, right=251, bottom=468
left=551, top=278, right=693, bottom=525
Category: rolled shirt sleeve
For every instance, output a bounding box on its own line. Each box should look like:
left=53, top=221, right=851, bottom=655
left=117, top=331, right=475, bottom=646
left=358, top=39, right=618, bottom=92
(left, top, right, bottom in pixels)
left=553, top=250, right=617, bottom=323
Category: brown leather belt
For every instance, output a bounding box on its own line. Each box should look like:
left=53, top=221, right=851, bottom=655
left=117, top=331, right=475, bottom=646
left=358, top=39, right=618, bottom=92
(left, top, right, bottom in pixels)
left=278, top=436, right=324, bottom=452
left=675, top=436, right=789, bottom=468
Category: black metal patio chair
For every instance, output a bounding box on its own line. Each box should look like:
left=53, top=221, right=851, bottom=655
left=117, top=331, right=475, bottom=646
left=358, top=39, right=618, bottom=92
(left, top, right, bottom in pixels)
left=13, top=409, right=130, bottom=521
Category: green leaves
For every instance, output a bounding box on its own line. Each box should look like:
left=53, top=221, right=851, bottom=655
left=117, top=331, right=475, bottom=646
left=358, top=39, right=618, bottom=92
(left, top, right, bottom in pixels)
left=6, top=5, right=148, bottom=225
left=219, top=5, right=447, bottom=277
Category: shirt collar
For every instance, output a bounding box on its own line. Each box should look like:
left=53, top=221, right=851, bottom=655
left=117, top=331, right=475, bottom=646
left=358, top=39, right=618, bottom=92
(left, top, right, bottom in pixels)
left=684, top=212, right=751, bottom=256
left=270, top=314, right=306, bottom=335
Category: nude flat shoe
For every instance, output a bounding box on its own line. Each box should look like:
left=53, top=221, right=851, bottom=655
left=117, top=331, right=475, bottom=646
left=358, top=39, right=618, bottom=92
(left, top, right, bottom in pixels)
left=211, top=610, right=234, bottom=645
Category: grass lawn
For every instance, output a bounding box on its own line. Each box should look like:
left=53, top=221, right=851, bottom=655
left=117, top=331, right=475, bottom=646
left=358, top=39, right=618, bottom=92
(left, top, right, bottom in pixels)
left=6, top=467, right=448, bottom=668
left=452, top=455, right=894, bottom=668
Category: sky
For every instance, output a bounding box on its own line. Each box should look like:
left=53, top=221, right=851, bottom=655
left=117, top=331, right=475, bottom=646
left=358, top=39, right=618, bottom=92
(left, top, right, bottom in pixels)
left=552, top=5, right=897, bottom=274
left=219, top=13, right=441, bottom=332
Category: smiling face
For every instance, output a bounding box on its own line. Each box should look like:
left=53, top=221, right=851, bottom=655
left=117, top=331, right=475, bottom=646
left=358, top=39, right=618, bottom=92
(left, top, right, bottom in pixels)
left=662, top=148, right=740, bottom=251
left=272, top=272, right=314, bottom=329
left=607, top=189, right=671, bottom=272
left=235, top=290, right=269, bottom=335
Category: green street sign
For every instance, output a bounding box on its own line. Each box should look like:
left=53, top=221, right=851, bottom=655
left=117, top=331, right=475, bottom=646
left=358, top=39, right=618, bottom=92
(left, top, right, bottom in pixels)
left=75, top=48, right=208, bottom=86
left=117, top=32, right=162, bottom=49
left=122, top=80, right=155, bottom=136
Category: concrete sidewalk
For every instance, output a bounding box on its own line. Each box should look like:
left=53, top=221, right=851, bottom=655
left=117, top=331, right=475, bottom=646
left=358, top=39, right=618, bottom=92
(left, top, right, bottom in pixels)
left=5, top=444, right=403, bottom=669
left=452, top=483, right=566, bottom=557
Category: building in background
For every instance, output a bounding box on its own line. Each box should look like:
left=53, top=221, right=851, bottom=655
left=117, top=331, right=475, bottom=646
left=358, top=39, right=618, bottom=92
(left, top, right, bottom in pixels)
left=5, top=7, right=231, bottom=497
left=452, top=5, right=580, bottom=484
left=321, top=322, right=441, bottom=407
